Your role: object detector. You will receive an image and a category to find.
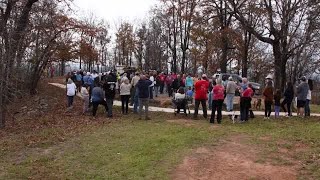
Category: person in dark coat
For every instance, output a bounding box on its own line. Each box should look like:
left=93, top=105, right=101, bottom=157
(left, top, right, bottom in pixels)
left=103, top=71, right=117, bottom=118
left=172, top=74, right=185, bottom=93
left=136, top=75, right=152, bottom=120
left=281, top=82, right=294, bottom=117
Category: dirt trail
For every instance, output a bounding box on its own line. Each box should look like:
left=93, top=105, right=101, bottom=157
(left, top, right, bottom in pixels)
left=172, top=136, right=297, bottom=180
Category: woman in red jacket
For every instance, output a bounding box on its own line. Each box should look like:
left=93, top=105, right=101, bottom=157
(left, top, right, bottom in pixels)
left=210, top=79, right=225, bottom=124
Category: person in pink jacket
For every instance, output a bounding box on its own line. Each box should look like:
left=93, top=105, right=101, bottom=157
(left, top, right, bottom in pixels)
left=210, top=78, right=225, bottom=124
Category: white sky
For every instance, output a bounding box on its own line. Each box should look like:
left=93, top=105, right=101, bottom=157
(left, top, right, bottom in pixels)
left=73, top=0, right=158, bottom=27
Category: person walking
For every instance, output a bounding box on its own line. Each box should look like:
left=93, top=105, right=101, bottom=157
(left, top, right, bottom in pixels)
left=66, top=78, right=77, bottom=109
left=263, top=81, right=274, bottom=119
left=274, top=89, right=281, bottom=118
left=297, top=76, right=309, bottom=117
left=103, top=71, right=117, bottom=118
left=120, top=78, right=131, bottom=115
left=210, top=78, right=225, bottom=124
left=136, top=75, right=152, bottom=120
left=281, top=82, right=294, bottom=117
left=305, top=79, right=313, bottom=117
left=75, top=71, right=83, bottom=92
left=193, top=74, right=210, bottom=120
left=80, top=84, right=90, bottom=114
left=226, top=76, right=237, bottom=112
left=91, top=83, right=108, bottom=117
left=240, top=84, right=254, bottom=122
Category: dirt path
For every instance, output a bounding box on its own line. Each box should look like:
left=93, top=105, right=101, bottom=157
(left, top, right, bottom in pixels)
left=172, top=135, right=297, bottom=180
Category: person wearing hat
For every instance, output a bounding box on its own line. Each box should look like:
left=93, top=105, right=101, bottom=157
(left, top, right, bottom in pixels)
left=193, top=74, right=210, bottom=119
left=226, top=76, right=237, bottom=112
left=296, top=76, right=309, bottom=117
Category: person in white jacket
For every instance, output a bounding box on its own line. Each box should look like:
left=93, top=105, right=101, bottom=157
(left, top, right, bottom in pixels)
left=81, top=84, right=90, bottom=114
left=66, top=78, right=77, bottom=109
left=120, top=78, right=132, bottom=114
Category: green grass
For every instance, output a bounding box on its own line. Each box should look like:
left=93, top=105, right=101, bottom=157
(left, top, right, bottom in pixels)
left=1, top=116, right=225, bottom=180
left=1, top=112, right=320, bottom=179
left=310, top=104, right=320, bottom=114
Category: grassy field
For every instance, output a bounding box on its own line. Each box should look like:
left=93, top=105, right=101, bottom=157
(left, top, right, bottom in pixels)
left=1, top=110, right=320, bottom=179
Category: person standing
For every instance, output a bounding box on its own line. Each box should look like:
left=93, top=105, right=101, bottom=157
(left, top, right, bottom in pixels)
left=193, top=74, right=210, bottom=119
left=155, top=73, right=161, bottom=97
left=165, top=73, right=174, bottom=97
left=120, top=78, right=131, bottom=115
left=130, top=72, right=140, bottom=111
left=159, top=72, right=166, bottom=94
left=305, top=79, right=313, bottom=117
left=296, top=76, right=309, bottom=117
left=149, top=72, right=155, bottom=99
left=136, top=75, right=152, bottom=120
left=103, top=71, right=117, bottom=118
left=226, top=76, right=237, bottom=112
left=274, top=89, right=281, bottom=118
left=172, top=74, right=184, bottom=93
left=240, top=84, right=254, bottom=122
left=185, top=74, right=194, bottom=90
left=210, top=78, right=225, bottom=124
left=263, top=81, right=274, bottom=119
left=66, top=78, right=77, bottom=109
left=91, top=83, right=108, bottom=117
left=281, top=82, right=294, bottom=117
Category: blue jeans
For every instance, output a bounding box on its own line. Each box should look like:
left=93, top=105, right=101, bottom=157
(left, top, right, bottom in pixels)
left=226, top=94, right=235, bottom=111
left=275, top=105, right=280, bottom=117
left=305, top=99, right=310, bottom=116
left=208, top=92, right=212, bottom=110
left=134, top=87, right=139, bottom=113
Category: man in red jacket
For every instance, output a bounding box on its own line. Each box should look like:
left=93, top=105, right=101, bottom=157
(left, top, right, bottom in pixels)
left=193, top=74, right=210, bottom=119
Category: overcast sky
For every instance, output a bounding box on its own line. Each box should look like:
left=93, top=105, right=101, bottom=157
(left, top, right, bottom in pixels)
left=73, top=0, right=158, bottom=27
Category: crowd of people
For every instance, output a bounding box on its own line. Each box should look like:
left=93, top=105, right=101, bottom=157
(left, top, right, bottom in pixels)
left=64, top=70, right=314, bottom=123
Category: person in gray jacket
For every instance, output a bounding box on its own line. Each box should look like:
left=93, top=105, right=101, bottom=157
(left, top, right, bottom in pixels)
left=226, top=77, right=237, bottom=111
left=296, top=76, right=309, bottom=117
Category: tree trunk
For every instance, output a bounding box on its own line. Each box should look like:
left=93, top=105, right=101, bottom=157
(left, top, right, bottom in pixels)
left=181, top=49, right=186, bottom=73
left=272, top=42, right=285, bottom=91
left=220, top=35, right=228, bottom=73
left=172, top=48, right=177, bottom=73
